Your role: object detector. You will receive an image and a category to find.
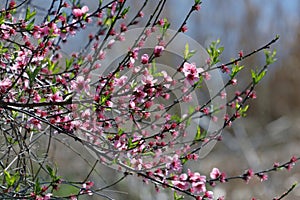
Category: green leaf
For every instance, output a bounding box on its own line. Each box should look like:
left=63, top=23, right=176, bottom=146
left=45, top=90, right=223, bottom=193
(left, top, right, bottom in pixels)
left=149, top=60, right=157, bottom=75
left=121, top=7, right=130, bottom=18
left=26, top=19, right=35, bottom=31
left=230, top=64, right=244, bottom=78
left=171, top=114, right=182, bottom=123
left=4, top=170, right=19, bottom=188
left=163, top=19, right=170, bottom=30
left=207, top=39, right=224, bottom=65
left=34, top=178, right=42, bottom=194
left=184, top=43, right=189, bottom=59
left=30, top=65, right=43, bottom=86
left=184, top=43, right=196, bottom=60
left=46, top=165, right=60, bottom=182
left=0, top=13, right=5, bottom=24
left=65, top=57, right=74, bottom=70
left=7, top=137, right=18, bottom=145
left=194, top=126, right=202, bottom=141
left=25, top=7, right=36, bottom=21
left=159, top=18, right=170, bottom=34
left=251, top=69, right=267, bottom=84
left=118, top=128, right=124, bottom=136
left=240, top=105, right=249, bottom=117
left=264, top=49, right=277, bottom=65
left=127, top=137, right=139, bottom=150
left=46, top=165, right=55, bottom=178
left=4, top=170, right=12, bottom=187
left=180, top=157, right=188, bottom=165
left=174, top=191, right=185, bottom=200
left=194, top=127, right=207, bottom=142
left=12, top=110, right=18, bottom=119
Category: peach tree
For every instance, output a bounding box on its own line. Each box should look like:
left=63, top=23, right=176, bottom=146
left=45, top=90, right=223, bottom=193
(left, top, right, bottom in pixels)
left=0, top=0, right=298, bottom=199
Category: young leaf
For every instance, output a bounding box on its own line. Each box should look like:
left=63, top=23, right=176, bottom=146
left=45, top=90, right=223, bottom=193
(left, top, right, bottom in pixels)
left=121, top=7, right=130, bottom=18
left=264, top=49, right=277, bottom=65
left=29, top=65, right=42, bottom=86
left=26, top=20, right=35, bottom=31
left=4, top=170, right=13, bottom=187
left=184, top=43, right=189, bottom=60
left=34, top=178, right=42, bottom=194
left=230, top=64, right=244, bottom=78
left=127, top=137, right=139, bottom=150
left=184, top=43, right=196, bottom=60
left=171, top=114, right=182, bottom=123
left=25, top=7, right=36, bottom=21
left=194, top=125, right=202, bottom=141
left=207, top=39, right=224, bottom=65
left=251, top=69, right=267, bottom=84
left=174, top=191, right=184, bottom=200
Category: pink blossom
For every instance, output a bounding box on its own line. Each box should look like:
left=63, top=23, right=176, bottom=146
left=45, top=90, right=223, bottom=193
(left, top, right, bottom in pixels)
left=82, top=181, right=94, bottom=190
left=191, top=181, right=206, bottom=194
left=189, top=172, right=206, bottom=183
left=221, top=64, right=230, bottom=74
left=0, top=78, right=12, bottom=93
left=181, top=25, right=188, bottom=32
left=133, top=88, right=147, bottom=103
left=243, top=168, right=254, bottom=183
left=154, top=45, right=164, bottom=57
left=194, top=4, right=201, bottom=11
left=138, top=11, right=144, bottom=17
left=33, top=93, right=41, bottom=103
left=105, top=100, right=113, bottom=107
left=203, top=72, right=211, bottom=80
left=120, top=23, right=127, bottom=32
left=158, top=19, right=165, bottom=26
left=141, top=74, right=157, bottom=86
left=107, top=39, right=115, bottom=49
left=114, top=75, right=128, bottom=86
left=182, top=62, right=203, bottom=85
left=249, top=91, right=257, bottom=99
left=220, top=91, right=227, bottom=99
left=210, top=168, right=221, bottom=179
left=179, top=173, right=188, bottom=181
left=172, top=180, right=189, bottom=190
left=72, top=6, right=89, bottom=18
left=29, top=118, right=42, bottom=130
left=182, top=94, right=192, bottom=102
left=203, top=191, right=214, bottom=199
left=70, top=195, right=77, bottom=200
left=48, top=92, right=63, bottom=102
left=43, top=193, right=52, bottom=200
left=144, top=101, right=153, bottom=109
left=239, top=50, right=244, bottom=58
left=98, top=50, right=106, bottom=60
left=230, top=78, right=237, bottom=85
left=258, top=173, right=268, bottom=182
left=163, top=93, right=170, bottom=100
left=161, top=71, right=172, bottom=82
left=201, top=107, right=210, bottom=115
left=141, top=54, right=149, bottom=64
left=72, top=76, right=90, bottom=93
left=129, top=101, right=135, bottom=109
left=166, top=154, right=182, bottom=172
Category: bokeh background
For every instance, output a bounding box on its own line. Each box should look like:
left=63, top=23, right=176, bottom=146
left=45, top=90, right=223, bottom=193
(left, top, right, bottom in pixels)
left=34, top=0, right=300, bottom=199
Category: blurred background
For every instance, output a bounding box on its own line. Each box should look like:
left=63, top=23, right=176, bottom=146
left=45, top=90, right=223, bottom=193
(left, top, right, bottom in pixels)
left=39, top=0, right=300, bottom=199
